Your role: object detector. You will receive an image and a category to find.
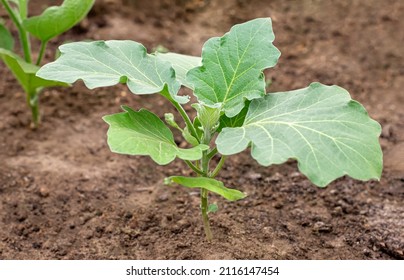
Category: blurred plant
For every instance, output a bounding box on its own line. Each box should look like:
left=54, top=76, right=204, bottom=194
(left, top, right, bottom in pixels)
left=0, top=0, right=94, bottom=128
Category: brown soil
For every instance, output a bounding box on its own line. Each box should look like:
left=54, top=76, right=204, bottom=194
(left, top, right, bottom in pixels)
left=1, top=0, right=403, bottom=259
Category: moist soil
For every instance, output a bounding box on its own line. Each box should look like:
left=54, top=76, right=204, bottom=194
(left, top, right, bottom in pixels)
left=0, top=0, right=403, bottom=259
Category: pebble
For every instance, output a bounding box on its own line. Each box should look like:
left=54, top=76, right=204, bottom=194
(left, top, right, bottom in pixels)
left=312, top=221, right=332, bottom=233
left=39, top=187, right=49, bottom=197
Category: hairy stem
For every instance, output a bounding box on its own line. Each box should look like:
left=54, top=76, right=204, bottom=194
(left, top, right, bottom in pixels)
left=36, top=40, right=48, bottom=65
left=1, top=0, right=32, bottom=63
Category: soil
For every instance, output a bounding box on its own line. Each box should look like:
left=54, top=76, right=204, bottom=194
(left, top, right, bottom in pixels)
left=1, top=0, right=403, bottom=260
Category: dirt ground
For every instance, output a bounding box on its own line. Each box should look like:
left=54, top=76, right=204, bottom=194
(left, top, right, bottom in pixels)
left=0, top=0, right=403, bottom=259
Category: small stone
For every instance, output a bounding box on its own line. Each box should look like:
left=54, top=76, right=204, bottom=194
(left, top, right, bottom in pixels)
left=247, top=172, right=262, bottom=180
left=312, top=221, right=332, bottom=233
left=156, top=193, right=168, bottom=202
left=39, top=187, right=49, bottom=197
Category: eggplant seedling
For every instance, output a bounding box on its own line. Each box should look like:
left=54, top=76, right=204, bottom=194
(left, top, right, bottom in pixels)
left=37, top=18, right=383, bottom=240
left=0, top=0, right=94, bottom=127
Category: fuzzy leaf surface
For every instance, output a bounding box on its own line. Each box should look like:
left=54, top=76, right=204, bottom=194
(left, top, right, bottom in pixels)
left=103, top=106, right=208, bottom=165
left=216, top=83, right=383, bottom=187
left=23, top=0, right=95, bottom=42
left=36, top=40, right=187, bottom=103
left=0, top=48, right=67, bottom=93
left=165, top=176, right=246, bottom=201
left=156, top=52, right=201, bottom=88
left=187, top=18, right=280, bottom=117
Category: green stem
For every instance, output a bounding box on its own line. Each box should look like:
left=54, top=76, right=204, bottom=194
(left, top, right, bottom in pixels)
left=36, top=40, right=48, bottom=65
left=1, top=0, right=32, bottom=63
left=160, top=89, right=200, bottom=143
left=207, top=147, right=218, bottom=160
left=210, top=155, right=226, bottom=178
left=27, top=90, right=40, bottom=128
left=201, top=188, right=212, bottom=241
left=185, top=160, right=204, bottom=176
left=200, top=149, right=213, bottom=241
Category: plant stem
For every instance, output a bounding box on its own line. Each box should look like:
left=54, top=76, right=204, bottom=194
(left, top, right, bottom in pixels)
left=200, top=188, right=212, bottom=241
left=200, top=149, right=213, bottom=241
left=184, top=160, right=205, bottom=176
left=207, top=147, right=218, bottom=160
left=1, top=0, right=32, bottom=63
left=36, top=40, right=48, bottom=65
left=210, top=155, right=226, bottom=178
left=27, top=89, right=40, bottom=128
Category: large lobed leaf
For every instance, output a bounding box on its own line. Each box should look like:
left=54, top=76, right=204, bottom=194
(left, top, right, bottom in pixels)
left=164, top=176, right=246, bottom=201
left=103, top=106, right=208, bottom=165
left=216, top=83, right=383, bottom=187
left=36, top=40, right=187, bottom=103
left=23, top=0, right=95, bottom=42
left=0, top=48, right=67, bottom=93
left=187, top=18, right=281, bottom=117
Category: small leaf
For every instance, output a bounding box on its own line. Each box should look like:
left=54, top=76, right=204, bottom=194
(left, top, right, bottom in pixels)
left=0, top=20, right=14, bottom=51
left=156, top=52, right=201, bottom=89
left=164, top=113, right=182, bottom=131
left=216, top=83, right=383, bottom=187
left=0, top=48, right=68, bottom=93
left=187, top=18, right=280, bottom=117
left=165, top=176, right=246, bottom=201
left=182, top=126, right=199, bottom=146
left=207, top=203, right=218, bottom=213
left=217, top=100, right=250, bottom=132
left=23, top=0, right=95, bottom=42
left=192, top=103, right=221, bottom=134
left=103, top=106, right=208, bottom=165
left=37, top=40, right=186, bottom=103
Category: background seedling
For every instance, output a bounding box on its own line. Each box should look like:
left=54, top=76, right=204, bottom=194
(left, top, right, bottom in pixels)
left=0, top=0, right=94, bottom=128
left=37, top=18, right=383, bottom=241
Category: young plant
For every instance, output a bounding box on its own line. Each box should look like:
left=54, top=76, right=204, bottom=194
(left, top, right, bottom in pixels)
left=37, top=18, right=383, bottom=240
left=0, top=0, right=94, bottom=127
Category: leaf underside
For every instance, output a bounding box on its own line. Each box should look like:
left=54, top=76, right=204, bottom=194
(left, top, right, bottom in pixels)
left=103, top=106, right=208, bottom=165
left=165, top=176, right=246, bottom=201
left=187, top=18, right=281, bottom=117
left=216, top=83, right=383, bottom=187
left=36, top=40, right=187, bottom=103
left=0, top=48, right=67, bottom=93
left=23, top=0, right=95, bottom=42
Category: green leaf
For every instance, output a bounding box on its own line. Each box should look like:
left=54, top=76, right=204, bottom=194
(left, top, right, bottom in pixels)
left=36, top=40, right=187, bottom=103
left=23, top=0, right=95, bottom=42
left=217, top=100, right=250, bottom=132
left=156, top=52, right=201, bottom=89
left=192, top=103, right=221, bottom=134
left=216, top=83, right=383, bottom=187
left=207, top=203, right=218, bottom=213
left=187, top=18, right=280, bottom=117
left=103, top=106, right=208, bottom=165
left=0, top=20, right=14, bottom=50
left=164, top=176, right=246, bottom=201
left=0, top=48, right=68, bottom=93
